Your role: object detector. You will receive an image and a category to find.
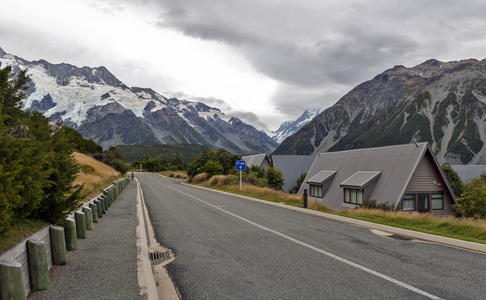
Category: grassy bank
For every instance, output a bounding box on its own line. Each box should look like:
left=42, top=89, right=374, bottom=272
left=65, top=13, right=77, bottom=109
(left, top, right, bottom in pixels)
left=73, top=152, right=123, bottom=203
left=1, top=153, right=123, bottom=253
left=189, top=176, right=486, bottom=245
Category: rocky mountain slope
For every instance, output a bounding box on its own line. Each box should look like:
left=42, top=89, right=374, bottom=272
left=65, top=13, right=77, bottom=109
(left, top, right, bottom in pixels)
left=273, top=58, right=486, bottom=165
left=0, top=47, right=278, bottom=155
left=271, top=108, right=322, bottom=144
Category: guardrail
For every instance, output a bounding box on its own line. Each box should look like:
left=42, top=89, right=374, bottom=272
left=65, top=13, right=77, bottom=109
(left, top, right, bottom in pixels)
left=0, top=177, right=130, bottom=299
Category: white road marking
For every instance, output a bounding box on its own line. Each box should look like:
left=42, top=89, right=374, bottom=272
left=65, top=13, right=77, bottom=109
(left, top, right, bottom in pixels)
left=163, top=182, right=443, bottom=300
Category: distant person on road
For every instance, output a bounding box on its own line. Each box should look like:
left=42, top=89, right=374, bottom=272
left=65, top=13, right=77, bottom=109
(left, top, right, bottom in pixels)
left=131, top=172, right=134, bottom=181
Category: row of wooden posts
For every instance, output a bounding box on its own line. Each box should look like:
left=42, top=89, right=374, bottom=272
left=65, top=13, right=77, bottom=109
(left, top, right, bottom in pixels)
left=0, top=178, right=130, bottom=299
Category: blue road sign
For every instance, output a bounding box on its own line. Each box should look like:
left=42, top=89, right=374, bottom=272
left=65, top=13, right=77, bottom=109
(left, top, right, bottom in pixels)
left=236, top=160, right=246, bottom=171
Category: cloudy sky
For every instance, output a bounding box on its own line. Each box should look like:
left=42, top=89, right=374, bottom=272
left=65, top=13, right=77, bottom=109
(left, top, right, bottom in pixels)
left=2, top=0, right=486, bottom=132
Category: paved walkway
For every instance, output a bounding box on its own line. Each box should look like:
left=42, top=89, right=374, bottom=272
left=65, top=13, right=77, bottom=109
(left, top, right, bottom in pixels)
left=30, top=180, right=142, bottom=300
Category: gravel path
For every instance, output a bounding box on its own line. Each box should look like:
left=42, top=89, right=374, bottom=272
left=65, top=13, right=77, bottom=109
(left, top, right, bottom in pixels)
left=30, top=181, right=142, bottom=300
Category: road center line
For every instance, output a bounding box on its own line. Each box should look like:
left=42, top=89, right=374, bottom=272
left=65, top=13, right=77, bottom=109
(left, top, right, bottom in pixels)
left=163, top=183, right=442, bottom=300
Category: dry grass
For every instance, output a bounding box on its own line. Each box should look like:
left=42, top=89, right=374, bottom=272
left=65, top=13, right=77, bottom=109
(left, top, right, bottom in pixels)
left=195, top=175, right=332, bottom=212
left=339, top=208, right=486, bottom=244
left=159, top=170, right=188, bottom=179
left=72, top=152, right=121, bottom=202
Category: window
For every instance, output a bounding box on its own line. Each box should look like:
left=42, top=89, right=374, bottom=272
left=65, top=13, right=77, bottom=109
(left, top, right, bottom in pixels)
left=309, top=184, right=323, bottom=198
left=431, top=193, right=444, bottom=210
left=344, top=188, right=363, bottom=205
left=402, top=194, right=415, bottom=211
left=402, top=193, right=444, bottom=212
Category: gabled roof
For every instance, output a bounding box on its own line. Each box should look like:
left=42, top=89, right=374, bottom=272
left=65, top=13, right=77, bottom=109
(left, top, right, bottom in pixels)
left=272, top=155, right=317, bottom=192
left=298, top=142, right=457, bottom=211
left=242, top=153, right=269, bottom=169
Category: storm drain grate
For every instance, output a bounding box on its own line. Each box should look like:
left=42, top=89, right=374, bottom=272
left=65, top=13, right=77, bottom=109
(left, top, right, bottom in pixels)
left=149, top=251, right=171, bottom=261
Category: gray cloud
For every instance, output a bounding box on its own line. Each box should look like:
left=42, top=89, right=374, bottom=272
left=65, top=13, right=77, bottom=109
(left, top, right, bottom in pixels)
left=146, top=0, right=486, bottom=122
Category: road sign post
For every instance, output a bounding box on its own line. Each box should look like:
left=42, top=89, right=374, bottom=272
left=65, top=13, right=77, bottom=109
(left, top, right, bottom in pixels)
left=236, top=160, right=246, bottom=190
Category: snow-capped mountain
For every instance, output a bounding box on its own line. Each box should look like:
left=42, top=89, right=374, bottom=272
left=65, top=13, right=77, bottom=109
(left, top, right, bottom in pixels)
left=0, top=47, right=278, bottom=155
left=271, top=108, right=322, bottom=143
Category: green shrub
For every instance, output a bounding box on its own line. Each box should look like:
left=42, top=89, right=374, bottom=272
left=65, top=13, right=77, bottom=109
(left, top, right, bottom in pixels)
left=257, top=178, right=269, bottom=188
left=289, top=173, right=307, bottom=194
left=80, top=165, right=96, bottom=174
left=265, top=167, right=284, bottom=191
left=456, top=178, right=486, bottom=219
left=441, top=162, right=464, bottom=197
left=362, top=200, right=393, bottom=211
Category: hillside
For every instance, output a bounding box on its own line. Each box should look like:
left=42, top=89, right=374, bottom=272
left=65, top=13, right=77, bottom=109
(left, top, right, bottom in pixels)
left=72, top=152, right=121, bottom=201
left=273, top=58, right=486, bottom=165
left=116, top=144, right=210, bottom=163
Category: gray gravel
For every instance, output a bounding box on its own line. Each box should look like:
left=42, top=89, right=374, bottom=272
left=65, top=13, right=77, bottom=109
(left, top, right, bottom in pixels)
left=30, top=181, right=142, bottom=300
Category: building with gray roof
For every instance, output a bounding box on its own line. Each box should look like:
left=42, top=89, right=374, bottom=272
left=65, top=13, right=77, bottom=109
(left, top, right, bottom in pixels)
left=242, top=153, right=271, bottom=170
left=272, top=155, right=316, bottom=192
left=298, top=142, right=457, bottom=215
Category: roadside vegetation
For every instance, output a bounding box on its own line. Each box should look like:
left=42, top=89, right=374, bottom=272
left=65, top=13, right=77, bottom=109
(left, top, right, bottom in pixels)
left=181, top=160, right=486, bottom=245
left=0, top=64, right=128, bottom=252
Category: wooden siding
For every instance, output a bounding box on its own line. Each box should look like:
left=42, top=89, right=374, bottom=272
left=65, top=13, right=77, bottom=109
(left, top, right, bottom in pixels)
left=405, top=153, right=453, bottom=215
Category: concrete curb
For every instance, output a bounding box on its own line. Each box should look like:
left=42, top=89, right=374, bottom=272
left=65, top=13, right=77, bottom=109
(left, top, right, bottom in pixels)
left=135, top=177, right=159, bottom=300
left=181, top=181, right=486, bottom=255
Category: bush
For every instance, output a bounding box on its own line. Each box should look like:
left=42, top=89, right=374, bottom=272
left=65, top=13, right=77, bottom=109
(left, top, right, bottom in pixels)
left=455, top=178, right=486, bottom=218
left=441, top=162, right=464, bottom=197
left=193, top=173, right=208, bottom=183
left=257, top=178, right=269, bottom=188
left=289, top=173, right=307, bottom=194
left=362, top=200, right=393, bottom=211
left=265, top=167, right=284, bottom=191
left=80, top=165, right=96, bottom=174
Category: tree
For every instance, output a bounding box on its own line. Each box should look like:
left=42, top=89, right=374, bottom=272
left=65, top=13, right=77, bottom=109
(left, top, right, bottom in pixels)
left=289, top=172, right=307, bottom=194
left=0, top=64, right=82, bottom=234
left=455, top=177, right=486, bottom=219
left=441, top=162, right=464, bottom=197
left=265, top=167, right=284, bottom=190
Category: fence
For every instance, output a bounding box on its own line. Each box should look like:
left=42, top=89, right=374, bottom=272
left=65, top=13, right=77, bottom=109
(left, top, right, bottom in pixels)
left=0, top=177, right=130, bottom=299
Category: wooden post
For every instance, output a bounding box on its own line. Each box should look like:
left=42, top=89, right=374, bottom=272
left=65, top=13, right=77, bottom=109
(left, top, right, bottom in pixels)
left=75, top=211, right=86, bottom=239
left=0, top=260, right=26, bottom=299
left=27, top=240, right=50, bottom=291
left=64, top=219, right=77, bottom=251
left=94, top=199, right=103, bottom=217
left=89, top=203, right=98, bottom=223
left=50, top=226, right=66, bottom=265
left=82, top=207, right=94, bottom=230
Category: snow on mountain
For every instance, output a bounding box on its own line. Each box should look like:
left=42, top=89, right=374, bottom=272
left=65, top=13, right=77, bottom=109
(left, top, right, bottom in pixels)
left=0, top=47, right=277, bottom=155
left=271, top=108, right=322, bottom=144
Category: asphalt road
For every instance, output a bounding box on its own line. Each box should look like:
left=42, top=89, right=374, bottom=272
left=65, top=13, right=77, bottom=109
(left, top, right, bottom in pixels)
left=139, top=173, right=486, bottom=300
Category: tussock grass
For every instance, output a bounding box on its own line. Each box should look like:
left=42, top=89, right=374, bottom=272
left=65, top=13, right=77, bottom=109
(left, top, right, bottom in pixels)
left=339, top=209, right=486, bottom=244
left=72, top=152, right=121, bottom=203
left=194, top=175, right=332, bottom=212
left=160, top=171, right=188, bottom=179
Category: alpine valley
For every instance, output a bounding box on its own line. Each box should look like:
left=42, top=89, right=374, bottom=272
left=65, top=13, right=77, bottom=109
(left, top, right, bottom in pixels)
left=0, top=47, right=278, bottom=155
left=273, top=58, right=486, bottom=165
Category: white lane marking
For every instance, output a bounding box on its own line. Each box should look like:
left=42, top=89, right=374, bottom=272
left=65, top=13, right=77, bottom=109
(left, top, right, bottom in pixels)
left=163, top=183, right=443, bottom=300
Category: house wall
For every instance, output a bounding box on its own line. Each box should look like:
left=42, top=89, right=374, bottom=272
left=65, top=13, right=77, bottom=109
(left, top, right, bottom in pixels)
left=261, top=158, right=271, bottom=169
left=404, top=153, right=453, bottom=215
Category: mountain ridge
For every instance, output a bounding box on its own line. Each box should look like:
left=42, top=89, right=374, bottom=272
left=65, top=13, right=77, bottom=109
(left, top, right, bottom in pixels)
left=0, top=47, right=278, bottom=155
left=273, top=57, right=486, bottom=165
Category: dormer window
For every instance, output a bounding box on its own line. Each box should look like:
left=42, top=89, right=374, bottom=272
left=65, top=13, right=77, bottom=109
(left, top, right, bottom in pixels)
left=340, top=171, right=381, bottom=205
left=307, top=171, right=337, bottom=198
